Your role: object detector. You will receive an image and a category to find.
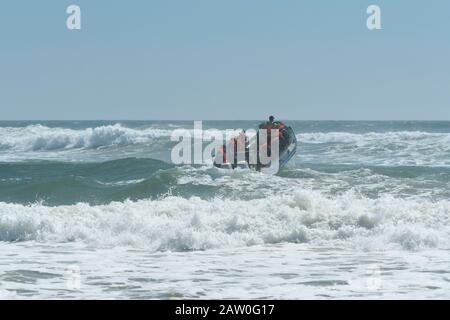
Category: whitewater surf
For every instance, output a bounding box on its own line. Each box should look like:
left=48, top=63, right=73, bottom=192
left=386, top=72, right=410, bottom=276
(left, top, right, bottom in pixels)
left=1, top=120, right=450, bottom=299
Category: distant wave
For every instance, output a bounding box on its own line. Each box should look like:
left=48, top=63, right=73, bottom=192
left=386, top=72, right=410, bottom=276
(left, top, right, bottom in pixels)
left=0, top=124, right=172, bottom=151
left=299, top=131, right=450, bottom=145
left=1, top=124, right=449, bottom=167
left=0, top=124, right=246, bottom=152
left=0, top=189, right=449, bottom=251
left=297, top=131, right=450, bottom=167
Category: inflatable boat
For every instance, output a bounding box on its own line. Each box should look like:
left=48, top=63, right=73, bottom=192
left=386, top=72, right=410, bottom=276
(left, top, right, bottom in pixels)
left=213, top=123, right=297, bottom=175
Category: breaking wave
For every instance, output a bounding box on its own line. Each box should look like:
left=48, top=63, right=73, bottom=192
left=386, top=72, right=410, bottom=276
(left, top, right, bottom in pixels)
left=0, top=124, right=172, bottom=151
left=1, top=190, right=449, bottom=252
left=300, top=131, right=450, bottom=147
left=0, top=124, right=247, bottom=154
left=298, top=131, right=450, bottom=167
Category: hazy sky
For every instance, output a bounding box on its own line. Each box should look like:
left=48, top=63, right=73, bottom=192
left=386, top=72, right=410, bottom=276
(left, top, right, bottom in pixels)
left=1, top=0, right=449, bottom=120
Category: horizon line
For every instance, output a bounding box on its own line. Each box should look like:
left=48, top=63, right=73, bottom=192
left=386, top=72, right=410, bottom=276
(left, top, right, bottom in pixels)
left=1, top=119, right=450, bottom=122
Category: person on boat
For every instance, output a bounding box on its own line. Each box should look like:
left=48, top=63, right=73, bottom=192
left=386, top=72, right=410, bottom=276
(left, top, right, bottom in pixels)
left=214, top=144, right=227, bottom=166
left=230, top=129, right=248, bottom=166
left=259, top=116, right=286, bottom=131
left=259, top=116, right=275, bottom=129
left=259, top=116, right=287, bottom=142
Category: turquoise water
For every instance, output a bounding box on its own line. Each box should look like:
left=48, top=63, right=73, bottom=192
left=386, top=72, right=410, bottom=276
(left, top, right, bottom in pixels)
left=1, top=121, right=450, bottom=298
left=1, top=121, right=449, bottom=205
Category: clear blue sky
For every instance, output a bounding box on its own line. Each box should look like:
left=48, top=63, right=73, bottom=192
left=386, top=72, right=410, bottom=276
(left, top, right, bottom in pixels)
left=0, top=0, right=449, bottom=120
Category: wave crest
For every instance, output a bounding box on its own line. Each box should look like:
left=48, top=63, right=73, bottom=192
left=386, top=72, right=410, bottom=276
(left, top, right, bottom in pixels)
left=298, top=131, right=450, bottom=167
left=0, top=124, right=172, bottom=151
left=1, top=190, right=448, bottom=252
left=300, top=131, right=450, bottom=145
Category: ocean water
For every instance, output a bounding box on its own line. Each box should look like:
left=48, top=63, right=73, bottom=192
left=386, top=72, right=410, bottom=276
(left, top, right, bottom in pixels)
left=1, top=120, right=450, bottom=299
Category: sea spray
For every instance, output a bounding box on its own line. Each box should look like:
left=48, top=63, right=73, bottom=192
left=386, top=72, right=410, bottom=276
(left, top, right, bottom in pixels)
left=1, top=190, right=449, bottom=251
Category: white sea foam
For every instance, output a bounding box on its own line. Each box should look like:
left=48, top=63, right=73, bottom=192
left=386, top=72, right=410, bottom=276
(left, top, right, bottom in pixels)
left=0, top=124, right=244, bottom=153
left=299, top=131, right=450, bottom=145
left=0, top=124, right=172, bottom=151
left=2, top=125, right=449, bottom=166
left=298, top=131, right=450, bottom=167
left=1, top=190, right=448, bottom=252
